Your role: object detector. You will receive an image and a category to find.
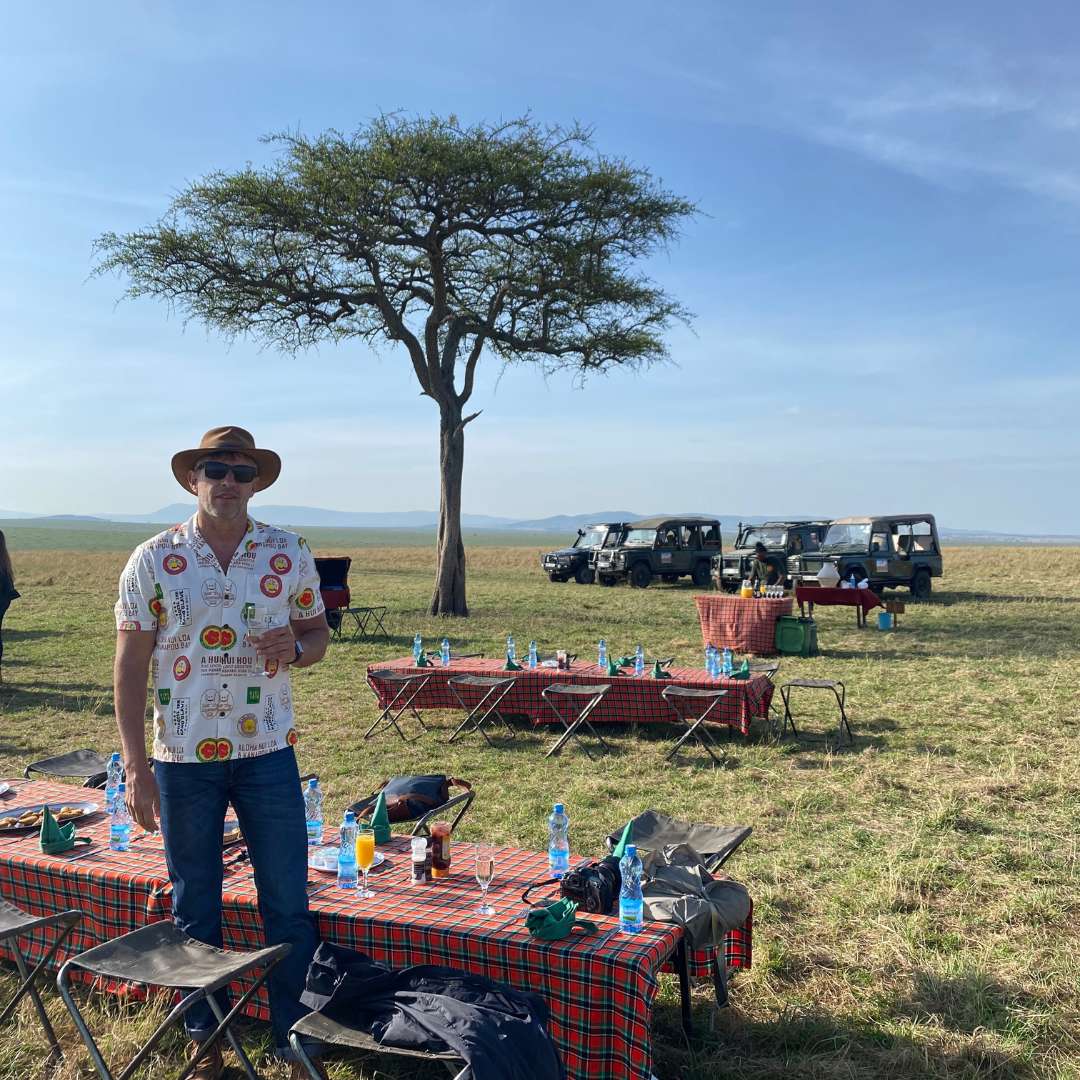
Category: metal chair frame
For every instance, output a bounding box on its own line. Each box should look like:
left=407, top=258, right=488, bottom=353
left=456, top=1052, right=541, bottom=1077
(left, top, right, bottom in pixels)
left=779, top=679, right=853, bottom=746
left=409, top=789, right=476, bottom=837
left=446, top=675, right=517, bottom=746
left=660, top=686, right=729, bottom=765
left=364, top=671, right=432, bottom=741
left=540, top=684, right=612, bottom=760
left=332, top=605, right=389, bottom=642
left=0, top=901, right=81, bottom=1067
left=57, top=922, right=289, bottom=1080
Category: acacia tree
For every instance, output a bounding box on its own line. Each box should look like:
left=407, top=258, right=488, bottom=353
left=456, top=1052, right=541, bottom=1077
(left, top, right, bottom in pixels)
left=96, top=115, right=694, bottom=615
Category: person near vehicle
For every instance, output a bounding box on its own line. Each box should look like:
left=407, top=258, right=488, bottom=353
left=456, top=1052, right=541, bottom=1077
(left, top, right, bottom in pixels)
left=113, top=426, right=330, bottom=1080
left=0, top=529, right=19, bottom=683
left=749, top=542, right=781, bottom=587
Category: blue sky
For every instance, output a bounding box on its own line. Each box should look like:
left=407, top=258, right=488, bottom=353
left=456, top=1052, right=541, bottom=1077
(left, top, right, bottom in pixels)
left=2, top=1, right=1079, bottom=532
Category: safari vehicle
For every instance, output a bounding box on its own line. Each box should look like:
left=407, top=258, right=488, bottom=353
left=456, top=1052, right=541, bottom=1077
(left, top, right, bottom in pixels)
left=711, top=520, right=830, bottom=591
left=541, top=522, right=627, bottom=584
left=594, top=516, right=722, bottom=588
left=787, top=514, right=942, bottom=599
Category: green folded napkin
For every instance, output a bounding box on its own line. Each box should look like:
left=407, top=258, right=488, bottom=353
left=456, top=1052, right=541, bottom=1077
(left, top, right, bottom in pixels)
left=39, top=805, right=91, bottom=856
left=503, top=654, right=523, bottom=671
left=729, top=659, right=751, bottom=680
left=525, top=898, right=598, bottom=941
left=606, top=657, right=624, bottom=677
left=367, top=791, right=391, bottom=844
left=615, top=656, right=635, bottom=668
left=651, top=660, right=671, bottom=679
left=415, top=653, right=433, bottom=668
left=611, top=820, right=633, bottom=859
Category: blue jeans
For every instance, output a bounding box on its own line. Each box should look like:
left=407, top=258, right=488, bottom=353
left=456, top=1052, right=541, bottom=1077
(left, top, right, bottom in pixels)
left=155, top=748, right=317, bottom=1054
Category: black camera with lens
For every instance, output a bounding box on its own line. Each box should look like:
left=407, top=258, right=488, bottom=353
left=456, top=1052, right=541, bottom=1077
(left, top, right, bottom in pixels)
left=558, top=855, right=622, bottom=915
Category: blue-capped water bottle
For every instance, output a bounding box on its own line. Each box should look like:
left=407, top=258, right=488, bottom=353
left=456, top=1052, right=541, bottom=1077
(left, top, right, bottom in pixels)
left=618, top=844, right=644, bottom=933
left=304, top=778, right=323, bottom=847
left=109, top=783, right=132, bottom=852
left=506, top=634, right=516, bottom=662
left=722, top=647, right=733, bottom=677
left=634, top=644, right=645, bottom=677
left=528, top=640, right=538, bottom=669
left=104, top=752, right=123, bottom=814
left=598, top=638, right=607, bottom=671
left=440, top=637, right=451, bottom=667
left=704, top=645, right=714, bottom=677
left=412, top=632, right=423, bottom=663
left=548, top=803, right=570, bottom=879
left=338, top=810, right=358, bottom=889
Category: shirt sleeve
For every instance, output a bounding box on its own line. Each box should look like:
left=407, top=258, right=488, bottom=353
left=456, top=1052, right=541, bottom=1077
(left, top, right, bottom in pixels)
left=290, top=544, right=326, bottom=621
left=114, top=545, right=159, bottom=631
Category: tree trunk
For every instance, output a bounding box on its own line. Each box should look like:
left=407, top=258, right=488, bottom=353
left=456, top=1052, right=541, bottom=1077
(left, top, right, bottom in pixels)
left=430, top=401, right=468, bottom=616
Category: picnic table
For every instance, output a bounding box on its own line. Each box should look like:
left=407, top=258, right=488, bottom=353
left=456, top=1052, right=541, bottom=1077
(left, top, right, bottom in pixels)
left=0, top=779, right=752, bottom=1079
left=369, top=657, right=775, bottom=737
left=795, top=585, right=883, bottom=628
left=695, top=594, right=792, bottom=656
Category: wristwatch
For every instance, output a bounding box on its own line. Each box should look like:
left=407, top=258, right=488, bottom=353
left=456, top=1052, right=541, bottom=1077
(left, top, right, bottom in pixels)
left=292, top=639, right=304, bottom=665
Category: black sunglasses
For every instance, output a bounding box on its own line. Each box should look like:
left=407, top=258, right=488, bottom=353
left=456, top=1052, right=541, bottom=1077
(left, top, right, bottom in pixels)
left=198, top=461, right=258, bottom=484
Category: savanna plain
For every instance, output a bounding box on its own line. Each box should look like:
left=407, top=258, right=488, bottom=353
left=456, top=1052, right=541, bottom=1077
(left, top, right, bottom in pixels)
left=0, top=532, right=1077, bottom=1080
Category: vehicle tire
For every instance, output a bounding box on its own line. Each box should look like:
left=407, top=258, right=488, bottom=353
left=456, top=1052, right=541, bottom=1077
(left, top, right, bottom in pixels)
left=691, top=562, right=711, bottom=588
left=548, top=572, right=567, bottom=583
left=911, top=569, right=932, bottom=601
left=574, top=565, right=595, bottom=585
left=661, top=573, right=679, bottom=584
left=629, top=563, right=653, bottom=589
left=869, top=584, right=885, bottom=596
left=598, top=575, right=618, bottom=587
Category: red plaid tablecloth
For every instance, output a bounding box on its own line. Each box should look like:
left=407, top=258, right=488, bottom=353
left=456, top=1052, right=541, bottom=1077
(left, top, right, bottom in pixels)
left=795, top=586, right=882, bottom=617
left=368, top=657, right=774, bottom=737
left=694, top=594, right=792, bottom=656
left=1, top=780, right=752, bottom=1080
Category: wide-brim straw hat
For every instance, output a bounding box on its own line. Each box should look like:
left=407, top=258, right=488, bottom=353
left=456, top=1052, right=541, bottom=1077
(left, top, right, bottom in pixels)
left=171, top=426, right=281, bottom=493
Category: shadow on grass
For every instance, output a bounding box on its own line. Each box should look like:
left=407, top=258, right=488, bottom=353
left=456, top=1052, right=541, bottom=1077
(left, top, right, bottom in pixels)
left=0, top=681, right=113, bottom=715
left=935, top=590, right=1080, bottom=606
left=1, top=628, right=62, bottom=641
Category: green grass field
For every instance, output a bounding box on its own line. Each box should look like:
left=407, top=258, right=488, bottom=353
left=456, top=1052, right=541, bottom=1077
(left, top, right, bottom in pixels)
left=0, top=537, right=1078, bottom=1079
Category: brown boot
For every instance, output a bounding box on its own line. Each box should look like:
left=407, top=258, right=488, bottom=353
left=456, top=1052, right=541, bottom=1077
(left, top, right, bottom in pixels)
left=290, top=1057, right=329, bottom=1079
left=188, top=1040, right=224, bottom=1080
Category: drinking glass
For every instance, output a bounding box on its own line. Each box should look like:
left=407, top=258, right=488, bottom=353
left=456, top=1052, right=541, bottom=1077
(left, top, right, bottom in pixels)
left=474, top=844, right=496, bottom=915
left=355, top=827, right=376, bottom=899
left=246, top=603, right=287, bottom=677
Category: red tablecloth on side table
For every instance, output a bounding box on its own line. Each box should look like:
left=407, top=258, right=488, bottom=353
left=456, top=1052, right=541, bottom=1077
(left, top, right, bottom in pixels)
left=0, top=779, right=753, bottom=1080
left=795, top=586, right=882, bottom=617
left=694, top=594, right=792, bottom=656
left=368, top=657, right=774, bottom=736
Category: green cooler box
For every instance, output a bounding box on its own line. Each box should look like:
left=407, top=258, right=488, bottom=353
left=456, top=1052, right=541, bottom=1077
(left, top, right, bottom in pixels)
left=775, top=616, right=818, bottom=657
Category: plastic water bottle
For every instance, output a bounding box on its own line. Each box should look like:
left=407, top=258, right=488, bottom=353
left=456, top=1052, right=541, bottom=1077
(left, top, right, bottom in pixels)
left=634, top=644, right=645, bottom=677
left=619, top=844, right=644, bottom=933
left=440, top=637, right=451, bottom=667
left=598, top=638, right=607, bottom=671
left=722, top=647, right=733, bottom=677
left=109, top=783, right=132, bottom=852
left=506, top=634, right=516, bottom=662
left=337, top=810, right=358, bottom=889
left=412, top=632, right=423, bottom=663
left=104, top=752, right=123, bottom=814
left=303, top=779, right=323, bottom=847
left=548, top=803, right=570, bottom=879
left=528, top=640, right=538, bottom=669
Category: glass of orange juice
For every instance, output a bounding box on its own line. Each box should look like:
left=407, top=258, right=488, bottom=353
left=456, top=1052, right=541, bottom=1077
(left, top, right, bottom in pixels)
left=355, top=826, right=376, bottom=898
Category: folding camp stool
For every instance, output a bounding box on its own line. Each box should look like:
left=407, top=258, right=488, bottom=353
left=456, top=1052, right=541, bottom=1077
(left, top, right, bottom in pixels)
left=779, top=679, right=853, bottom=746
left=447, top=675, right=517, bottom=746
left=748, top=661, right=783, bottom=732
left=57, top=921, right=289, bottom=1080
left=660, top=686, right=729, bottom=765
left=290, top=1011, right=467, bottom=1079
left=0, top=899, right=81, bottom=1067
left=540, top=683, right=612, bottom=760
left=337, top=605, right=389, bottom=641
left=364, top=670, right=432, bottom=741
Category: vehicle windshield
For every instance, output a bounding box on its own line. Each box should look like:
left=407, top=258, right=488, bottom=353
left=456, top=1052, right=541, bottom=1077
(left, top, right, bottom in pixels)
left=624, top=528, right=658, bottom=545
left=573, top=526, right=609, bottom=549
left=821, top=523, right=872, bottom=552
left=738, top=527, right=787, bottom=550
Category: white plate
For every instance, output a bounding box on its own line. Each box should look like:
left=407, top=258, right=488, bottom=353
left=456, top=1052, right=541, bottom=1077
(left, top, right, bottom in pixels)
left=0, top=782, right=11, bottom=797
left=309, top=845, right=385, bottom=874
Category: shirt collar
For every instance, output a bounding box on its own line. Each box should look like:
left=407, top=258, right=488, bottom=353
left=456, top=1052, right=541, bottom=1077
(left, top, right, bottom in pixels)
left=175, top=514, right=261, bottom=547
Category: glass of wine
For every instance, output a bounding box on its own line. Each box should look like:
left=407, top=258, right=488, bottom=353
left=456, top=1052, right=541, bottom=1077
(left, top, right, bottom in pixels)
left=355, top=826, right=376, bottom=899
left=474, top=844, right=496, bottom=915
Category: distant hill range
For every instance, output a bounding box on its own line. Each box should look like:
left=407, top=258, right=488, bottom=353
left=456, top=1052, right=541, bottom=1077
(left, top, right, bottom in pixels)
left=1, top=506, right=1077, bottom=544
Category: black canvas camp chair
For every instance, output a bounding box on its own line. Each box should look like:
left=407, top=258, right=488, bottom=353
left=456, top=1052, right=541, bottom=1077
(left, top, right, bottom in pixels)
left=364, top=670, right=432, bottom=741
left=540, top=683, right=612, bottom=760
left=446, top=675, right=517, bottom=746
left=23, top=749, right=110, bottom=788
left=0, top=899, right=81, bottom=1067
left=660, top=686, right=728, bottom=765
left=57, top=921, right=289, bottom=1080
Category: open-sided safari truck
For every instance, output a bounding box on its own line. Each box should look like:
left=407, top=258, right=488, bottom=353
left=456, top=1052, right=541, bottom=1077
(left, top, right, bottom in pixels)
left=594, top=516, right=722, bottom=588
left=711, top=520, right=830, bottom=591
left=787, top=514, right=942, bottom=599
left=541, top=522, right=627, bottom=584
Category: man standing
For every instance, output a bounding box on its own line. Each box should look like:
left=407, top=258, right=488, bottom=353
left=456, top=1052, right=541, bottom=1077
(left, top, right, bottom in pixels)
left=749, top=541, right=781, bottom=589
left=114, top=426, right=330, bottom=1079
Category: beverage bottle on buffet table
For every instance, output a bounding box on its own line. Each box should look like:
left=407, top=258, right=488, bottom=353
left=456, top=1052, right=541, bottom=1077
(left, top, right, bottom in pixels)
left=598, top=638, right=607, bottom=670
left=619, top=845, right=644, bottom=933
left=506, top=633, right=515, bottom=661
left=634, top=644, right=644, bottom=677
left=413, top=632, right=423, bottom=662
left=410, top=836, right=429, bottom=884
left=528, top=640, right=538, bottom=668
left=722, top=647, right=733, bottom=677
left=705, top=645, right=715, bottom=677
left=105, top=752, right=123, bottom=814
left=430, top=820, right=452, bottom=878
left=109, top=783, right=132, bottom=851
left=440, top=637, right=451, bottom=666
left=304, top=778, right=323, bottom=847
left=548, top=802, right=570, bottom=878
left=337, top=811, right=358, bottom=889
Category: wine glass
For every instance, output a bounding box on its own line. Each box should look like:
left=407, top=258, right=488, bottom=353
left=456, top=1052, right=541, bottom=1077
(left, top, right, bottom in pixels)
left=474, top=844, right=496, bottom=915
left=355, top=826, right=376, bottom=899
left=246, top=603, right=286, bottom=677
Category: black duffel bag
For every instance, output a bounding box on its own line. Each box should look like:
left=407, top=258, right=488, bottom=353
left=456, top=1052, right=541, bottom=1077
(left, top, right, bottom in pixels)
left=349, top=775, right=471, bottom=823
